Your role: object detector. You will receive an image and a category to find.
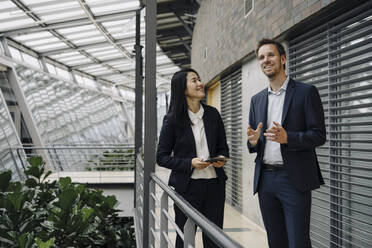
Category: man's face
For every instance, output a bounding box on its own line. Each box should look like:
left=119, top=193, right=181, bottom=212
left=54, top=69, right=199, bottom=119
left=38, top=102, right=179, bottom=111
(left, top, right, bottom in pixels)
left=257, top=44, right=286, bottom=79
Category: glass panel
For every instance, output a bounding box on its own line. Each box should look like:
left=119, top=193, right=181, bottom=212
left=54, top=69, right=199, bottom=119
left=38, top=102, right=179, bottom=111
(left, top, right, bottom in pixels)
left=22, top=53, right=40, bottom=69
left=0, top=71, right=25, bottom=180
left=8, top=46, right=23, bottom=61
left=14, top=65, right=128, bottom=147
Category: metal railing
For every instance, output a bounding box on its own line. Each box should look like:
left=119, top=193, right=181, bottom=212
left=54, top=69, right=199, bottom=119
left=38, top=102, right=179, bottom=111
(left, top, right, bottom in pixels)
left=134, top=155, right=244, bottom=248
left=2, top=144, right=135, bottom=183
left=12, top=144, right=135, bottom=173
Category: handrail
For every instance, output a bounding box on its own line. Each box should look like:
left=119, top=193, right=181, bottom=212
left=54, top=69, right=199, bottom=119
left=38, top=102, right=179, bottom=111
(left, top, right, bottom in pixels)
left=6, top=145, right=136, bottom=174
left=10, top=146, right=134, bottom=150
left=150, top=173, right=244, bottom=248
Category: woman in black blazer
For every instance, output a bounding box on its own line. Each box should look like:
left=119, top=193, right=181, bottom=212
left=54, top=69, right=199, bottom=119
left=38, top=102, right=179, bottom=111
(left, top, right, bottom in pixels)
left=156, top=68, right=229, bottom=248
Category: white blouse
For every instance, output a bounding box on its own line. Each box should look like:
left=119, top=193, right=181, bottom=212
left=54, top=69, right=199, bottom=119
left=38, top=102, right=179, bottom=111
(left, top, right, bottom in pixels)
left=188, top=105, right=217, bottom=179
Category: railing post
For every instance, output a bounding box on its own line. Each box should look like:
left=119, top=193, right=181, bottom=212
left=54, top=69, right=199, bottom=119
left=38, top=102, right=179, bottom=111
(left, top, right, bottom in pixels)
left=184, top=218, right=196, bottom=248
left=149, top=179, right=155, bottom=247
left=160, top=192, right=168, bottom=247
left=134, top=6, right=143, bottom=210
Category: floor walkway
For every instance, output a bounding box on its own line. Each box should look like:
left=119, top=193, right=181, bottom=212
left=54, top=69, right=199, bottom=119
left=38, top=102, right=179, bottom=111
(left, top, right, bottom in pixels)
left=155, top=166, right=268, bottom=248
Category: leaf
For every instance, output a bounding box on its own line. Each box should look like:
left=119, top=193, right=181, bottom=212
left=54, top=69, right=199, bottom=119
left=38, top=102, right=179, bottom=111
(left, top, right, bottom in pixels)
left=27, top=156, right=43, bottom=167
left=41, top=171, right=52, bottom=182
left=58, top=189, right=76, bottom=210
left=25, top=165, right=43, bottom=181
left=8, top=191, right=23, bottom=211
left=35, top=237, right=55, bottom=248
left=8, top=181, right=22, bottom=193
left=25, top=178, right=38, bottom=188
left=75, top=184, right=85, bottom=195
left=58, top=177, right=71, bottom=188
left=81, top=207, right=94, bottom=221
left=0, top=171, right=12, bottom=192
left=105, top=195, right=118, bottom=209
left=0, top=215, right=14, bottom=229
left=0, top=235, right=15, bottom=245
left=17, top=233, right=28, bottom=248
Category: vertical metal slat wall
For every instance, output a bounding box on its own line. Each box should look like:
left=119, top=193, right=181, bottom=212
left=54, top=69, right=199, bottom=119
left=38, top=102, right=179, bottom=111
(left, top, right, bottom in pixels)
left=221, top=68, right=243, bottom=211
left=289, top=2, right=372, bottom=247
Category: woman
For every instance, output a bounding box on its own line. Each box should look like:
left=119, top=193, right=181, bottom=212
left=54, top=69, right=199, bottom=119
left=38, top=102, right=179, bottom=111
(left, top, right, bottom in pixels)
left=156, top=68, right=229, bottom=248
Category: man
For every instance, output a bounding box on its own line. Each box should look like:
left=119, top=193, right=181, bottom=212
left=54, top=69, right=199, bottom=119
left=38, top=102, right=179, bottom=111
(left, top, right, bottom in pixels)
left=247, top=38, right=326, bottom=248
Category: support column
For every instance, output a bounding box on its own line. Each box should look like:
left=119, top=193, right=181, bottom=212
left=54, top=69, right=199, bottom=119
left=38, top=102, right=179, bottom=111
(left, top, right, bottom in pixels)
left=134, top=9, right=143, bottom=156
left=39, top=56, right=49, bottom=73
left=143, top=0, right=157, bottom=247
left=0, top=38, right=12, bottom=57
left=134, top=8, right=144, bottom=210
left=1, top=38, right=51, bottom=170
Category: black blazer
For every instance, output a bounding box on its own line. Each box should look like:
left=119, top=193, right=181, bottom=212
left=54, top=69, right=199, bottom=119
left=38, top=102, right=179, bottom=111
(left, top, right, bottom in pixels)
left=156, top=104, right=229, bottom=193
left=248, top=79, right=326, bottom=194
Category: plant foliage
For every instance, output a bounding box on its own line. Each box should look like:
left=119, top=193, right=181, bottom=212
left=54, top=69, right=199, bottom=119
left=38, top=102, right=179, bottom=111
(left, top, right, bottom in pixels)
left=0, top=156, right=136, bottom=248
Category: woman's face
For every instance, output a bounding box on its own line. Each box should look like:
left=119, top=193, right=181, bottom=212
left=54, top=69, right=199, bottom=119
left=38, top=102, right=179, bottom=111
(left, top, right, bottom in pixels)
left=185, top=72, right=205, bottom=100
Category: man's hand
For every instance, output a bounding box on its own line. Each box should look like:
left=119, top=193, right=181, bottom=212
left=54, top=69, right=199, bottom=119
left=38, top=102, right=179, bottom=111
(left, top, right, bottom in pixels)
left=264, top=121, right=288, bottom=144
left=191, top=158, right=209, bottom=170
left=247, top=122, right=263, bottom=146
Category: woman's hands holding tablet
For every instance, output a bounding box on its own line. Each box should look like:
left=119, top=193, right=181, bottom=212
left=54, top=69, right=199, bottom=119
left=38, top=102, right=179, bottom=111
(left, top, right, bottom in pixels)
left=205, top=156, right=229, bottom=167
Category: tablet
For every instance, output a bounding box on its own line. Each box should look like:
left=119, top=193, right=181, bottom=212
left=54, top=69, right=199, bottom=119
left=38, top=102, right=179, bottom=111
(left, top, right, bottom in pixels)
left=204, top=157, right=230, bottom=163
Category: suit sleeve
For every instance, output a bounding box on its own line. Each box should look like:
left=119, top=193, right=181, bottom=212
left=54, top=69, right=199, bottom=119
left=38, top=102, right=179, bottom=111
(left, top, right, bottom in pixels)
left=156, top=115, right=193, bottom=174
left=216, top=109, right=229, bottom=157
left=247, top=98, right=262, bottom=153
left=286, top=85, right=326, bottom=150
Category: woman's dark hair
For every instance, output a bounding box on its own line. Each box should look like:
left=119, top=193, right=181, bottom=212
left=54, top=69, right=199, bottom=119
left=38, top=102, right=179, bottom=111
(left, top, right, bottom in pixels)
left=168, top=68, right=200, bottom=126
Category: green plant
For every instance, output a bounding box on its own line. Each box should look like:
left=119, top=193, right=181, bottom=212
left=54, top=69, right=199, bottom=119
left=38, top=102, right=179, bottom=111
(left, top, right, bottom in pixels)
left=0, top=156, right=136, bottom=247
left=85, top=149, right=135, bottom=171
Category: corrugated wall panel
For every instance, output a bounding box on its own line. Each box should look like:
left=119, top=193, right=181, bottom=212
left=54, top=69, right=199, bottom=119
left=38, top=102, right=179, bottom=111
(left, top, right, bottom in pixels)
left=221, top=68, right=243, bottom=212
left=289, top=2, right=372, bottom=247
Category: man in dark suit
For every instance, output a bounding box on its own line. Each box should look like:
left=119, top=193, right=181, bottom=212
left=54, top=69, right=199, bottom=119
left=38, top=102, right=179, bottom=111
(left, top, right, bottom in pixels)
left=247, top=38, right=326, bottom=248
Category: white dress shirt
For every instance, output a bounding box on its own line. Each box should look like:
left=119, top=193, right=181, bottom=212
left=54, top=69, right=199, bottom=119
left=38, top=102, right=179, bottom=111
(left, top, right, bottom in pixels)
left=263, top=77, right=289, bottom=165
left=188, top=105, right=217, bottom=179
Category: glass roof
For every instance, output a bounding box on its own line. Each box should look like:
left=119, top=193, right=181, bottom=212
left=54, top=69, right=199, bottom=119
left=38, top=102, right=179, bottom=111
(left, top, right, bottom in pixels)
left=0, top=0, right=179, bottom=93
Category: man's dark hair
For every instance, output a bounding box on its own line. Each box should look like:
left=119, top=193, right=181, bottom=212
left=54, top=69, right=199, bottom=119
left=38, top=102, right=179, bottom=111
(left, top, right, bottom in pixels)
left=256, top=38, right=286, bottom=57
left=256, top=38, right=286, bottom=70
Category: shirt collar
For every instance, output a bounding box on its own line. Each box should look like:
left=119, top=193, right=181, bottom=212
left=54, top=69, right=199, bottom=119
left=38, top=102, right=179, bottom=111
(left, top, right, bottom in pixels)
left=188, top=104, right=204, bottom=124
left=268, top=77, right=289, bottom=95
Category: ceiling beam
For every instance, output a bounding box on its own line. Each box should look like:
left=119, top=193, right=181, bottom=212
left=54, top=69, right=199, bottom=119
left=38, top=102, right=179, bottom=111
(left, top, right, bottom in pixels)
left=72, top=57, right=127, bottom=69
left=42, top=35, right=144, bottom=56
left=77, top=0, right=134, bottom=59
left=156, top=3, right=196, bottom=15
left=172, top=11, right=193, bottom=36
left=0, top=9, right=138, bottom=37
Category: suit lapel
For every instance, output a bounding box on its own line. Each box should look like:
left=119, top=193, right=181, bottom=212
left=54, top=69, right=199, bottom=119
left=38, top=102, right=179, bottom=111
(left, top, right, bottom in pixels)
left=261, top=90, right=269, bottom=132
left=281, top=79, right=296, bottom=125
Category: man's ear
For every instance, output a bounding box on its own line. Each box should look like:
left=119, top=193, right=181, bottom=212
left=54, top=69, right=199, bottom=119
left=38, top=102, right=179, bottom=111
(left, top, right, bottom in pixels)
left=281, top=54, right=286, bottom=65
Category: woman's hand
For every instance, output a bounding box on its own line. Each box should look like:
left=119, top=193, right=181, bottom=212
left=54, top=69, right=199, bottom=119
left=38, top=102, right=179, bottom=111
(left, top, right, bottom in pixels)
left=191, top=158, right=209, bottom=170
left=212, top=160, right=225, bottom=168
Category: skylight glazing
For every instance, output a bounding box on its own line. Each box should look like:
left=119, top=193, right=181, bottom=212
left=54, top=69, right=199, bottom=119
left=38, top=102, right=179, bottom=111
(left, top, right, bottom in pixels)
left=0, top=0, right=177, bottom=94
